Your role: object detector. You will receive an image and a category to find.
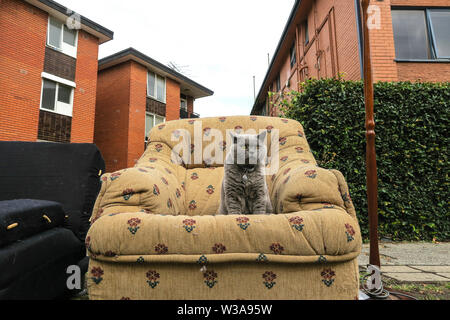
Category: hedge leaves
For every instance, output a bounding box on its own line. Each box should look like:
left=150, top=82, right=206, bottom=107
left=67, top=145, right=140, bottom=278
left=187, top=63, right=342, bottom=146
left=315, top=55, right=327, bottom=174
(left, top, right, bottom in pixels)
left=280, top=79, right=449, bottom=241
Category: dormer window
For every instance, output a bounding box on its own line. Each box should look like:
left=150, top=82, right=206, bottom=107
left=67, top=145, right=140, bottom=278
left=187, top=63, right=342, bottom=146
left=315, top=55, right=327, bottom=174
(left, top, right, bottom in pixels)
left=47, top=16, right=78, bottom=58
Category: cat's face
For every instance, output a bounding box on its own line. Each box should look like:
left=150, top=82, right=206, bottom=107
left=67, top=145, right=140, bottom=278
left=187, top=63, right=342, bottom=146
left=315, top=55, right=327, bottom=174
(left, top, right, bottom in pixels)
left=228, top=131, right=267, bottom=165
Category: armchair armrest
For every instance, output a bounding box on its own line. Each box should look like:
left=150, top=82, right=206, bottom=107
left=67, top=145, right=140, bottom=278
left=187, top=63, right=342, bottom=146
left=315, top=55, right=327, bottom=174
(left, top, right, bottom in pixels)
left=90, top=162, right=185, bottom=224
left=272, top=164, right=351, bottom=215
left=0, top=199, right=65, bottom=247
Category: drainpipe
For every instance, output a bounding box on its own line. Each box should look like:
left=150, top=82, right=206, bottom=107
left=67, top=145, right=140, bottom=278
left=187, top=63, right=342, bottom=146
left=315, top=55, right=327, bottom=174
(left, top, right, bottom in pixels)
left=355, top=0, right=364, bottom=79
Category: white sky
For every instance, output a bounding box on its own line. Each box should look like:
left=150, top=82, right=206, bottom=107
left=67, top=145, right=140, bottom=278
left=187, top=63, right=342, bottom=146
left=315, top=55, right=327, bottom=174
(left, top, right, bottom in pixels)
left=57, top=0, right=295, bottom=117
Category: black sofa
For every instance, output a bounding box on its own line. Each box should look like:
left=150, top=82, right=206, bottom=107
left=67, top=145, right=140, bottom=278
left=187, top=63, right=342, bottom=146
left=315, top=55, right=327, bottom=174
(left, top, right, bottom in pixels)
left=0, top=142, right=105, bottom=300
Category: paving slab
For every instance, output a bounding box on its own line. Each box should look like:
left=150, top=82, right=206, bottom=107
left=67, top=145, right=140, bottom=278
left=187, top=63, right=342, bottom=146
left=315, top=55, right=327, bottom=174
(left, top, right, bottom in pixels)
left=409, top=266, right=450, bottom=273
left=381, top=266, right=421, bottom=273
left=359, top=242, right=450, bottom=266
left=383, top=272, right=449, bottom=282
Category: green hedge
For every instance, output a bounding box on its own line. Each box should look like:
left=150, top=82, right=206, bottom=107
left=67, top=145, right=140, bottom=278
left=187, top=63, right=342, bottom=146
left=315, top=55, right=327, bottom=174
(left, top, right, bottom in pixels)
left=279, top=79, right=449, bottom=241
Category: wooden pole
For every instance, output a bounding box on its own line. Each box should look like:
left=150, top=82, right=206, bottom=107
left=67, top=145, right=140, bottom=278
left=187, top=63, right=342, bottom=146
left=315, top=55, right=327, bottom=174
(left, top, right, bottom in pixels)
left=361, top=0, right=380, bottom=267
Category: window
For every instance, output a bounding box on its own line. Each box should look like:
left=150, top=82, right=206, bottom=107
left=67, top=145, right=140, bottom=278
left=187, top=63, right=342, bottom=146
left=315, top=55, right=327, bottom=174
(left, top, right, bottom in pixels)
left=275, top=74, right=281, bottom=92
left=290, top=42, right=297, bottom=69
left=147, top=71, right=166, bottom=102
left=304, top=19, right=309, bottom=46
left=145, top=112, right=165, bottom=142
left=428, top=10, right=450, bottom=59
left=180, top=98, right=187, bottom=111
left=392, top=9, right=450, bottom=60
left=47, top=17, right=78, bottom=58
left=40, top=77, right=74, bottom=117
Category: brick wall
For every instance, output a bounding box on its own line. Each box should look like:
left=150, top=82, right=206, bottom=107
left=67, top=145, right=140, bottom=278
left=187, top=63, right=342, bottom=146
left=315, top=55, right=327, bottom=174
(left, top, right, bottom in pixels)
left=95, top=62, right=132, bottom=172
left=268, top=0, right=362, bottom=114
left=43, top=46, right=76, bottom=81
left=95, top=63, right=186, bottom=173
left=187, top=96, right=194, bottom=114
left=367, top=0, right=398, bottom=82
left=71, top=30, right=99, bottom=143
left=165, top=78, right=180, bottom=121
left=397, top=62, right=450, bottom=82
left=333, top=0, right=361, bottom=81
left=0, top=0, right=47, bottom=141
left=0, top=0, right=101, bottom=143
left=37, top=109, right=72, bottom=143
left=127, top=61, right=147, bottom=168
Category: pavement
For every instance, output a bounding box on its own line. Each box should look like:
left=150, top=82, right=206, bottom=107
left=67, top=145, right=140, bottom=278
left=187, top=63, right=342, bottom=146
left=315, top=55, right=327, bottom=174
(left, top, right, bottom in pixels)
left=358, top=242, right=450, bottom=282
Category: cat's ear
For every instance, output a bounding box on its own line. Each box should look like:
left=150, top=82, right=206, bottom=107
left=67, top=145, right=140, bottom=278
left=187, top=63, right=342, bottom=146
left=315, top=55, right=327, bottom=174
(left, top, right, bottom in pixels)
left=258, top=130, right=267, bottom=143
left=229, top=131, right=238, bottom=144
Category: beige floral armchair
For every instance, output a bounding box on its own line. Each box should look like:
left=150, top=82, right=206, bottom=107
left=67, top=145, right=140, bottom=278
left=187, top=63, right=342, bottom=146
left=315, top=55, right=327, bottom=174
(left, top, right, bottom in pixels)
left=86, top=116, right=361, bottom=300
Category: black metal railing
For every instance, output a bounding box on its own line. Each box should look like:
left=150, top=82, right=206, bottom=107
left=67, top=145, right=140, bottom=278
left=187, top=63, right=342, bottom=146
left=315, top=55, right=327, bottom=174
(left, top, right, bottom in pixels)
left=180, top=108, right=189, bottom=119
left=180, top=109, right=200, bottom=119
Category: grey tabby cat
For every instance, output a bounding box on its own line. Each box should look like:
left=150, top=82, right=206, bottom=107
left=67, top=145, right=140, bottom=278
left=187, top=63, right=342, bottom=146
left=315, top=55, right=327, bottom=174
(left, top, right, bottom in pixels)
left=218, top=131, right=272, bottom=215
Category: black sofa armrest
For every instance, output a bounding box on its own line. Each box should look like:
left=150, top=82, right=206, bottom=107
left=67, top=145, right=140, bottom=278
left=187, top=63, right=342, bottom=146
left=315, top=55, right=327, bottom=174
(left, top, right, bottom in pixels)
left=0, top=199, right=65, bottom=248
left=0, top=142, right=105, bottom=242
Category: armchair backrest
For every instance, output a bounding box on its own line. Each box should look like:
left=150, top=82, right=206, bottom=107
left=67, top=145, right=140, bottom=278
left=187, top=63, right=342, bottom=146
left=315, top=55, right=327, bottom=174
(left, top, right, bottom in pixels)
left=134, top=116, right=317, bottom=215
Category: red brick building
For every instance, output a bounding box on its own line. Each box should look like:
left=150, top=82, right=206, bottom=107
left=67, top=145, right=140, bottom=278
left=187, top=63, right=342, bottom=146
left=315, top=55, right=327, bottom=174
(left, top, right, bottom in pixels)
left=251, top=0, right=450, bottom=116
left=0, top=0, right=113, bottom=143
left=95, top=48, right=213, bottom=172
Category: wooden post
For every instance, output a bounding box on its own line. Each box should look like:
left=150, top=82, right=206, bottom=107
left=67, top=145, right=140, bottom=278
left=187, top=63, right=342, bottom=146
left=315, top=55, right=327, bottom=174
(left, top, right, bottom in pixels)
left=361, top=0, right=380, bottom=267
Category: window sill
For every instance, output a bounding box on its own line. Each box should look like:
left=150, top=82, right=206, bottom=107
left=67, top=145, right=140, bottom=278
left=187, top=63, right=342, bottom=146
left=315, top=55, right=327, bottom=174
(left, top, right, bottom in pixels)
left=395, top=59, right=450, bottom=63
left=46, top=44, right=77, bottom=59
left=147, top=95, right=166, bottom=104
left=40, top=108, right=72, bottom=118
left=41, top=72, right=76, bottom=88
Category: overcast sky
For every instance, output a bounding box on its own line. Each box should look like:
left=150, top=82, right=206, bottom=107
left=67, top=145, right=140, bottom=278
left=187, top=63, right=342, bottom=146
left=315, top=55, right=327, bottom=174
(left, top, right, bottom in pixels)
left=57, top=0, right=295, bottom=117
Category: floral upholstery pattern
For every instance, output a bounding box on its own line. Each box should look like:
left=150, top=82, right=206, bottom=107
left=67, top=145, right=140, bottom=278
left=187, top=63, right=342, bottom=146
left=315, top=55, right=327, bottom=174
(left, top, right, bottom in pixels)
left=87, top=116, right=361, bottom=300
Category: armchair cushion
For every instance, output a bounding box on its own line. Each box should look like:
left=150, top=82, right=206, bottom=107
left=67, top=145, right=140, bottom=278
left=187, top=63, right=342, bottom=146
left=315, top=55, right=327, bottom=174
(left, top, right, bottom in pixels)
left=87, top=209, right=361, bottom=264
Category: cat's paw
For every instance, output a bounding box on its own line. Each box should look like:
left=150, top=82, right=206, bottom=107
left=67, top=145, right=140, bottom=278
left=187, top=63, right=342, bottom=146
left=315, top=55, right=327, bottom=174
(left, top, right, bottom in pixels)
left=253, top=211, right=269, bottom=215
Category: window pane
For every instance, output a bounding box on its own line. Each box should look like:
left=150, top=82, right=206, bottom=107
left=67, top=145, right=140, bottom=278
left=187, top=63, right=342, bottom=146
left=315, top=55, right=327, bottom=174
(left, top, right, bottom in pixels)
left=392, top=10, right=431, bottom=59
left=63, top=25, right=77, bottom=46
left=290, top=43, right=296, bottom=68
left=42, top=79, right=56, bottom=110
left=148, top=72, right=156, bottom=97
left=304, top=20, right=309, bottom=45
left=429, top=10, right=450, bottom=58
left=155, top=115, right=165, bottom=125
left=48, top=17, right=62, bottom=48
left=156, top=76, right=165, bottom=101
left=145, top=113, right=154, bottom=136
left=57, top=84, right=72, bottom=104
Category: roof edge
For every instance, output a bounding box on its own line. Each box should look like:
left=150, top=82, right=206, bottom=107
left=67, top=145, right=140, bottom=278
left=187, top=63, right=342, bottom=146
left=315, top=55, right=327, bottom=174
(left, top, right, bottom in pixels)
left=99, top=48, right=214, bottom=97
left=251, top=0, right=302, bottom=114
left=25, top=0, right=114, bottom=43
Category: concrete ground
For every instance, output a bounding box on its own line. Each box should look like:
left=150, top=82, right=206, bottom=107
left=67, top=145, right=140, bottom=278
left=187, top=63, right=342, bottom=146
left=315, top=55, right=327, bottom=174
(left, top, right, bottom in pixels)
left=358, top=241, right=450, bottom=282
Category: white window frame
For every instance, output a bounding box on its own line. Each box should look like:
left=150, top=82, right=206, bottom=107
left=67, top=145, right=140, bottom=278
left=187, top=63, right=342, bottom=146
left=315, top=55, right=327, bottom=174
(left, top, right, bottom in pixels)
left=46, top=16, right=78, bottom=58
left=39, top=73, right=76, bottom=117
left=145, top=112, right=166, bottom=142
left=147, top=71, right=166, bottom=103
